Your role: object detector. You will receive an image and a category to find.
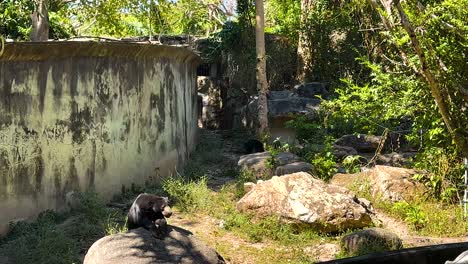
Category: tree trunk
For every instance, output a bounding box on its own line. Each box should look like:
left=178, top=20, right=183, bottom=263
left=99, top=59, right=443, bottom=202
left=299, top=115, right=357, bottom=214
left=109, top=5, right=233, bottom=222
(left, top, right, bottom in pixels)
left=255, top=0, right=269, bottom=137
left=30, top=0, right=49, bottom=41
left=296, top=0, right=313, bottom=82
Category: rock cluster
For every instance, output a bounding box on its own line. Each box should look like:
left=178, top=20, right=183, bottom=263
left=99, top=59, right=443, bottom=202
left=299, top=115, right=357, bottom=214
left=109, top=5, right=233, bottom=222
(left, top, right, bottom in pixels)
left=331, top=165, right=425, bottom=202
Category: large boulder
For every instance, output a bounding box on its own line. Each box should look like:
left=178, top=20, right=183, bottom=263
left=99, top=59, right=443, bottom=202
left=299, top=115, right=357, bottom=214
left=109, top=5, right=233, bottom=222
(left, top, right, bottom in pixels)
left=333, top=145, right=359, bottom=160
left=237, top=151, right=301, bottom=177
left=268, top=97, right=321, bottom=117
left=335, top=134, right=382, bottom=153
left=245, top=93, right=321, bottom=119
left=330, top=165, right=425, bottom=202
left=275, top=162, right=313, bottom=176
left=275, top=151, right=301, bottom=166
left=341, top=228, right=403, bottom=256
left=236, top=172, right=375, bottom=232
left=375, top=152, right=417, bottom=167
left=238, top=151, right=271, bottom=174
left=84, top=227, right=224, bottom=264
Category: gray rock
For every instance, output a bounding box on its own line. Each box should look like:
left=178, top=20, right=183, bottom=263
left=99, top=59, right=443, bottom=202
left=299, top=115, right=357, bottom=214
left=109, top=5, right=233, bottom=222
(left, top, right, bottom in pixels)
left=268, top=97, right=321, bottom=117
left=330, top=165, right=426, bottom=202
left=375, top=152, right=416, bottom=167
left=333, top=145, right=358, bottom=160
left=294, top=82, right=330, bottom=98
left=84, top=227, right=225, bottom=264
left=268, top=90, right=295, bottom=100
left=341, top=228, right=403, bottom=256
left=275, top=152, right=301, bottom=166
left=237, top=151, right=271, bottom=174
left=275, top=162, right=313, bottom=176
left=335, top=134, right=382, bottom=153
left=237, top=172, right=375, bottom=233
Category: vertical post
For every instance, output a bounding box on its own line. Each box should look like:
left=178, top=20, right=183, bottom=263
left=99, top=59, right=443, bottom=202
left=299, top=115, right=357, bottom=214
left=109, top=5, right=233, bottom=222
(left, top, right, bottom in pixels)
left=0, top=35, right=4, bottom=56
left=255, top=0, right=269, bottom=137
left=464, top=157, right=467, bottom=221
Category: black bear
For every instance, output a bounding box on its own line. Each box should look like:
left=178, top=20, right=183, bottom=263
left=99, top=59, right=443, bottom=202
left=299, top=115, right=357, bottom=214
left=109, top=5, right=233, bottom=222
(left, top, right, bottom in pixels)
left=127, top=193, right=173, bottom=239
left=244, top=139, right=265, bottom=154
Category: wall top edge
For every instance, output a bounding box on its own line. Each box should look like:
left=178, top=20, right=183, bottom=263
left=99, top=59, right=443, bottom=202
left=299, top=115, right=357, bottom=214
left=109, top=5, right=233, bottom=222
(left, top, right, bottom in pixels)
left=0, top=41, right=201, bottom=65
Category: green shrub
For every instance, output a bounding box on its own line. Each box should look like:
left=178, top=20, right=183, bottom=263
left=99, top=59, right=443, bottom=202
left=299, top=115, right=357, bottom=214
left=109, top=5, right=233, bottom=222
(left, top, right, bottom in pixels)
left=391, top=201, right=428, bottom=230
left=342, top=155, right=363, bottom=173
left=413, top=147, right=464, bottom=203
left=310, top=137, right=338, bottom=181
left=285, top=115, right=327, bottom=144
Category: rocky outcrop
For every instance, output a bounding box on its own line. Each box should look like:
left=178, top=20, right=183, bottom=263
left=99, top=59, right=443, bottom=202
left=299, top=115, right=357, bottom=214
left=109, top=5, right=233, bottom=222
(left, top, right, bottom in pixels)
left=268, top=96, right=321, bottom=118
left=331, top=165, right=425, bottom=202
left=275, top=152, right=301, bottom=166
left=84, top=227, right=224, bottom=264
left=294, top=82, right=330, bottom=99
left=374, top=152, right=416, bottom=167
left=275, top=162, right=313, bottom=176
left=236, top=172, right=375, bottom=232
left=238, top=151, right=303, bottom=177
left=238, top=151, right=271, bottom=174
left=341, top=228, right=403, bottom=256
left=335, top=134, right=382, bottom=153
left=333, top=145, right=359, bottom=160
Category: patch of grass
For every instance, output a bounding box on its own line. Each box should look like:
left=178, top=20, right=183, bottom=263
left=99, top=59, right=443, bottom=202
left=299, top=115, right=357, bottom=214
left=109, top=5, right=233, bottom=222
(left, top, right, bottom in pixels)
left=162, top=175, right=327, bottom=250
left=0, top=191, right=128, bottom=264
left=416, top=203, right=467, bottom=236
left=162, top=176, right=213, bottom=213
left=0, top=210, right=80, bottom=264
left=391, top=201, right=428, bottom=230
left=104, top=211, right=128, bottom=235
left=349, top=178, right=468, bottom=237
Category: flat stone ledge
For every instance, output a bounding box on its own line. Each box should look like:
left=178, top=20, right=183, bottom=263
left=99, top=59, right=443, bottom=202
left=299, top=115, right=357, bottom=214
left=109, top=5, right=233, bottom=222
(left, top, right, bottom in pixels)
left=0, top=41, right=201, bottom=64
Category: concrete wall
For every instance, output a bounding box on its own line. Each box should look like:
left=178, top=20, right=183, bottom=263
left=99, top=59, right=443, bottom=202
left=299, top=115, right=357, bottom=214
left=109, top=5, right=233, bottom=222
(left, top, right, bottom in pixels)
left=0, top=42, right=200, bottom=229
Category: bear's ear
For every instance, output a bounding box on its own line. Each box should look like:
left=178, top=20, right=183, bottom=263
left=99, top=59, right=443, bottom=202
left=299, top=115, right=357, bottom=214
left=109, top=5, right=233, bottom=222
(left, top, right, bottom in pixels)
left=162, top=197, right=170, bottom=204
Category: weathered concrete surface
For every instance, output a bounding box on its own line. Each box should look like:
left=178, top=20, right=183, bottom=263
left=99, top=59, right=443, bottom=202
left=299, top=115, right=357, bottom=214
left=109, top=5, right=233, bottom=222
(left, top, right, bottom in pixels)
left=0, top=41, right=200, bottom=232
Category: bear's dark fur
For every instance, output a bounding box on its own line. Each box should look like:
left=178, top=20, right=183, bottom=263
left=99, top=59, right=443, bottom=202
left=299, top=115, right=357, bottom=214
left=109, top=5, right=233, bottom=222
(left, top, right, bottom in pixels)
left=244, top=139, right=265, bottom=154
left=127, top=193, right=172, bottom=239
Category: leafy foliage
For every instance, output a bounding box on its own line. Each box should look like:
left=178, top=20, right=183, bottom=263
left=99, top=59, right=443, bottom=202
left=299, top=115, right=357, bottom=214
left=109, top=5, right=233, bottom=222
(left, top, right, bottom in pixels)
left=162, top=176, right=212, bottom=213
left=265, top=0, right=300, bottom=42
left=413, top=147, right=464, bottom=203
left=0, top=0, right=34, bottom=39
left=391, top=201, right=428, bottom=230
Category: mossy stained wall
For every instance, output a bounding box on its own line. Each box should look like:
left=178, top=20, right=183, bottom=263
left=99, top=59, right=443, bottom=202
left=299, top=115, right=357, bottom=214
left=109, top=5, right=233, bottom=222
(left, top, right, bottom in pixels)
left=0, top=42, right=199, bottom=227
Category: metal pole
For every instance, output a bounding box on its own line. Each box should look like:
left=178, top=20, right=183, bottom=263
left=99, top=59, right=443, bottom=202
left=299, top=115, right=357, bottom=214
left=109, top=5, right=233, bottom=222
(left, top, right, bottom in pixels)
left=463, top=157, right=467, bottom=220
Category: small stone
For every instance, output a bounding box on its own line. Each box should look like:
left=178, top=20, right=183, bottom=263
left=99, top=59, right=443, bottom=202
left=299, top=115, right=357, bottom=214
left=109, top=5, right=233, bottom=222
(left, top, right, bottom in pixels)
left=66, top=191, right=81, bottom=210
left=218, top=220, right=225, bottom=229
